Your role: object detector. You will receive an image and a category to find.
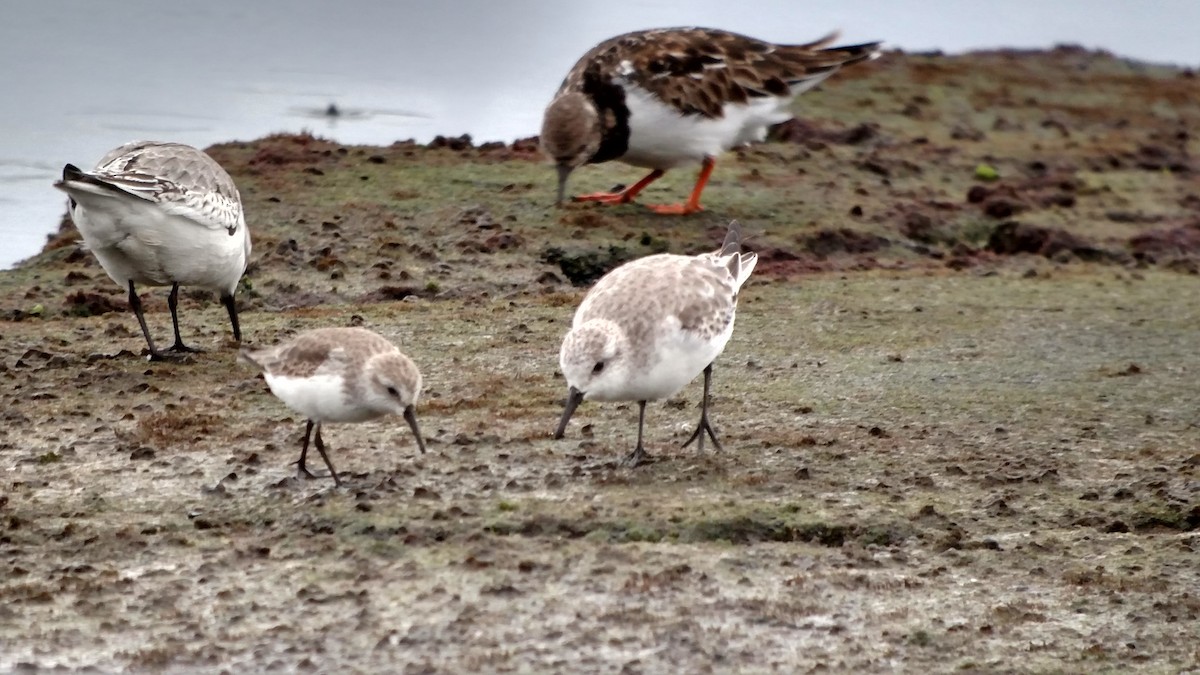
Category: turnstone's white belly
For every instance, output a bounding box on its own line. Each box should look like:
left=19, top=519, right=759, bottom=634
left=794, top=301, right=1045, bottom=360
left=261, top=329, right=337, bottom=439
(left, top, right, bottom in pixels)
left=620, top=82, right=795, bottom=170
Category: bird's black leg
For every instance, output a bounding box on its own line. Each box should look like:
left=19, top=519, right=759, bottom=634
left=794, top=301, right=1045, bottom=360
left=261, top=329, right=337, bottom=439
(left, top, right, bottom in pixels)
left=166, top=283, right=202, bottom=353
left=127, top=280, right=166, bottom=361
left=220, top=292, right=242, bottom=343
left=293, top=419, right=318, bottom=479
left=682, top=363, right=723, bottom=453
left=312, top=424, right=342, bottom=487
left=622, top=400, right=651, bottom=467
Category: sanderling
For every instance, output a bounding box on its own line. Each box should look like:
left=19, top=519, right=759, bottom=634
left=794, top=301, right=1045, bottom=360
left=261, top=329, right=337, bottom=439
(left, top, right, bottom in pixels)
left=54, top=141, right=251, bottom=360
left=239, top=327, right=427, bottom=486
left=541, top=28, right=881, bottom=213
left=553, top=220, right=758, bottom=466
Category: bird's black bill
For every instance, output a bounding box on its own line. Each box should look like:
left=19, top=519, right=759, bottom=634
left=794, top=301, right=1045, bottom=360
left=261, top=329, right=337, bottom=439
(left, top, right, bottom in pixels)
left=555, top=163, right=572, bottom=207
left=553, top=387, right=585, bottom=439
left=404, top=405, right=427, bottom=454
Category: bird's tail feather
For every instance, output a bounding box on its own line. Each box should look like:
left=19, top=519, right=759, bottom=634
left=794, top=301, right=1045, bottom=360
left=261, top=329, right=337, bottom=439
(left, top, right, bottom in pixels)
left=237, top=347, right=263, bottom=369
left=718, top=221, right=758, bottom=291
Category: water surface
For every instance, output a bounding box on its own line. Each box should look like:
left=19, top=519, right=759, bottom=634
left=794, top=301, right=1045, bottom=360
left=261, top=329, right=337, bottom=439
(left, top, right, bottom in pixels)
left=1, top=0, right=1195, bottom=268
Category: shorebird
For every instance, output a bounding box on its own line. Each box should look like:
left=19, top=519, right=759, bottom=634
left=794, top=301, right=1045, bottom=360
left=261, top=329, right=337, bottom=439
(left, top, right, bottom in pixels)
left=240, top=327, right=427, bottom=486
left=541, top=28, right=881, bottom=214
left=554, top=220, right=758, bottom=465
left=54, top=141, right=251, bottom=360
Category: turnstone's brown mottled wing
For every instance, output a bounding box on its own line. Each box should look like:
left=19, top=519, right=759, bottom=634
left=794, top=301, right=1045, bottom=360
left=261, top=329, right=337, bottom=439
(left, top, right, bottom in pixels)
left=563, top=28, right=881, bottom=119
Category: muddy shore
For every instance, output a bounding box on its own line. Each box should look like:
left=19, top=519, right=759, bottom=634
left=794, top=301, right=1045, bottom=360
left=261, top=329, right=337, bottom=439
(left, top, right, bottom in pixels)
left=2, top=47, right=1199, bottom=672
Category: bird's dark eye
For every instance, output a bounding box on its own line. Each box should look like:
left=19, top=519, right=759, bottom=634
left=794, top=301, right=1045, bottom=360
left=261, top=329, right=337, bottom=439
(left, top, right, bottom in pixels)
left=386, top=386, right=399, bottom=397
left=592, top=362, right=605, bottom=374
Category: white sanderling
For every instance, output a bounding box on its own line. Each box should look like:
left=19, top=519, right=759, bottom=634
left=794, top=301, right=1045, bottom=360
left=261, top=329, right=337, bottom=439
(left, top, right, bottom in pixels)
left=541, top=27, right=881, bottom=212
left=553, top=220, right=758, bottom=465
left=239, top=327, right=427, bottom=486
left=53, top=141, right=251, bottom=360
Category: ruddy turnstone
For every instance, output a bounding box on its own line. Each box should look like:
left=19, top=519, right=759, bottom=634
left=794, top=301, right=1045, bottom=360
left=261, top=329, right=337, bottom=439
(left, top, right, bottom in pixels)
left=541, top=28, right=881, bottom=214
left=553, top=220, right=758, bottom=466
left=54, top=141, right=251, bottom=360
left=239, top=327, right=427, bottom=486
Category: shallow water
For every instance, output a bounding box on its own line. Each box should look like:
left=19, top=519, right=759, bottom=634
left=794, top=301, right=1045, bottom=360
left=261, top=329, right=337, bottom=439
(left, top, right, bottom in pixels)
left=1, top=0, right=1195, bottom=269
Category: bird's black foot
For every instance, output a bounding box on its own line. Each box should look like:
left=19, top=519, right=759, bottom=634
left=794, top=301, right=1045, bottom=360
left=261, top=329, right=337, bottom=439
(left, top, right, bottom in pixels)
left=292, top=459, right=321, bottom=481
left=147, top=349, right=192, bottom=363
left=682, top=417, right=722, bottom=453
left=621, top=445, right=651, bottom=468
left=295, top=464, right=342, bottom=487
left=167, top=341, right=204, bottom=354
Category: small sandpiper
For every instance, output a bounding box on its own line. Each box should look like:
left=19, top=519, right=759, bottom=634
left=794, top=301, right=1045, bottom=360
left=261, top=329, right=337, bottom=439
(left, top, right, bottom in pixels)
left=240, top=327, right=427, bottom=486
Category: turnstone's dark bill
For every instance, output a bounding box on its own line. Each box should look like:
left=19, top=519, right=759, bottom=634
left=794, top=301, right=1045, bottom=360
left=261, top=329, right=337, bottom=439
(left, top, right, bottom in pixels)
left=541, top=28, right=882, bottom=214
left=54, top=141, right=251, bottom=361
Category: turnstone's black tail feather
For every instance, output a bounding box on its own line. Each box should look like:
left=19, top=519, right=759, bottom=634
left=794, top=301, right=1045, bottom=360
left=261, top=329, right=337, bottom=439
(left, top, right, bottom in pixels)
left=776, top=39, right=883, bottom=75
left=814, top=41, right=884, bottom=67
left=770, top=38, right=881, bottom=91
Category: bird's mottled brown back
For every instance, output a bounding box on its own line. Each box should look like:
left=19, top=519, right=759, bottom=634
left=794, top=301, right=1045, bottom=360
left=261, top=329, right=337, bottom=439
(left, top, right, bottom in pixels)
left=96, top=141, right=241, bottom=204
left=245, top=327, right=398, bottom=380
left=560, top=27, right=881, bottom=119
left=576, top=254, right=738, bottom=364
left=89, top=141, right=245, bottom=235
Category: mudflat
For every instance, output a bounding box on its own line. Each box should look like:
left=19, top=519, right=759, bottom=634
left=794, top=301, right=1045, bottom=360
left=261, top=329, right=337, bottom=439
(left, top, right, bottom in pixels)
left=2, top=47, right=1198, bottom=672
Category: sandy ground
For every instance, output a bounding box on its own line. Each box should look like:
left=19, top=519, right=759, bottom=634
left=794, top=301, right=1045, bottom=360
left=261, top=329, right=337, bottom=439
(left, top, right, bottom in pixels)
left=2, top=47, right=1200, bottom=672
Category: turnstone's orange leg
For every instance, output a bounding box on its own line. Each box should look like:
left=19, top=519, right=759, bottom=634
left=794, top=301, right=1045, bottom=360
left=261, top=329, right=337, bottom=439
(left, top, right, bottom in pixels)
left=645, top=157, right=715, bottom=215
left=573, top=169, right=664, bottom=205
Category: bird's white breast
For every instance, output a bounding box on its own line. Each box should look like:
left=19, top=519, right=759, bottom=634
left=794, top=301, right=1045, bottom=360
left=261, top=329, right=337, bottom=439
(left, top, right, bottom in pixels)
left=620, top=83, right=795, bottom=170
left=642, top=313, right=734, bottom=399
left=591, top=313, right=735, bottom=403
left=264, top=373, right=381, bottom=424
